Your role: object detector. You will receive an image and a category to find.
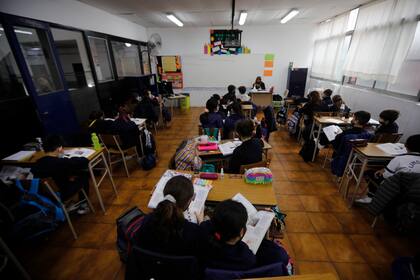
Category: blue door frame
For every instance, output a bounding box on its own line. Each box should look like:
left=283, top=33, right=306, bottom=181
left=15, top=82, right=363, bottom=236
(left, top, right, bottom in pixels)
left=0, top=13, right=80, bottom=135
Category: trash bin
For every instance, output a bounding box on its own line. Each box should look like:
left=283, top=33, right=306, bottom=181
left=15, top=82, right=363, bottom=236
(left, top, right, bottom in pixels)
left=180, top=93, right=190, bottom=111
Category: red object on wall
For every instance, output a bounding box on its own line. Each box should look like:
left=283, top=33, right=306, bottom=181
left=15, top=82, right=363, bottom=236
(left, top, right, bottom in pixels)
left=162, top=72, right=183, bottom=89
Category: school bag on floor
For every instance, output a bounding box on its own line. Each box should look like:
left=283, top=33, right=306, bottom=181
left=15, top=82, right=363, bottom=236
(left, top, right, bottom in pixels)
left=299, top=139, right=318, bottom=162
left=140, top=129, right=157, bottom=170
left=116, top=206, right=145, bottom=263
left=276, top=106, right=287, bottom=125
left=287, top=111, right=301, bottom=136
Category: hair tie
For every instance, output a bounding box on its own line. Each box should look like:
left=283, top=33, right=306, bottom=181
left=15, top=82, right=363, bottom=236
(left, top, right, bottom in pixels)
left=214, top=232, right=221, bottom=241
left=164, top=194, right=176, bottom=204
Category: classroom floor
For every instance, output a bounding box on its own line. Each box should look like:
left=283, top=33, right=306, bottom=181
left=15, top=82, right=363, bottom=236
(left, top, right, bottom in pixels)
left=13, top=107, right=420, bottom=280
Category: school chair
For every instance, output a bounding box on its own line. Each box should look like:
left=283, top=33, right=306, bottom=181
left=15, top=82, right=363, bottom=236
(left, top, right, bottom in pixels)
left=204, top=262, right=286, bottom=280
left=125, top=246, right=199, bottom=280
left=371, top=133, right=402, bottom=143
left=99, top=134, right=140, bottom=177
left=239, top=159, right=270, bottom=174
left=42, top=178, right=95, bottom=240
left=242, top=104, right=253, bottom=118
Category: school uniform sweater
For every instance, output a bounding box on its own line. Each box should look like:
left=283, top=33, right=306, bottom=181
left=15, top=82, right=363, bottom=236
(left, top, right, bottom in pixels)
left=321, top=96, right=333, bottom=111
left=200, top=112, right=224, bottom=129
left=383, top=153, right=420, bottom=178
left=375, top=122, right=399, bottom=134
left=224, top=114, right=245, bottom=139
left=229, top=138, right=263, bottom=174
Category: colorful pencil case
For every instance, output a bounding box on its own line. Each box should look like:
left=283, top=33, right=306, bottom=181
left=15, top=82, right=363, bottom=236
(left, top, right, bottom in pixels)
left=244, top=167, right=272, bottom=184
left=198, top=143, right=218, bottom=151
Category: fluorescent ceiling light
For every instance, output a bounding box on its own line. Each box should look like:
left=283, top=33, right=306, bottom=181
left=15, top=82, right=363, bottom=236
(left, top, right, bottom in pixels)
left=125, top=43, right=132, bottom=47
left=167, top=14, right=183, bottom=27
left=280, top=9, right=299, bottom=24
left=0, top=27, right=33, bottom=35
left=239, top=11, right=247, bottom=25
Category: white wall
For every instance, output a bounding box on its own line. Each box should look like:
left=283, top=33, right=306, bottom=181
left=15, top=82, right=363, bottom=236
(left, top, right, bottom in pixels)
left=148, top=24, right=316, bottom=106
left=0, top=0, right=147, bottom=41
left=308, top=78, right=420, bottom=142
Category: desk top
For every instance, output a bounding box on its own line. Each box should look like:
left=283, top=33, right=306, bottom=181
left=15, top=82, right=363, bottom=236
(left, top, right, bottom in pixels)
left=167, top=94, right=187, bottom=99
left=246, top=273, right=338, bottom=280
left=1, top=147, right=103, bottom=167
left=198, top=139, right=272, bottom=157
left=250, top=90, right=271, bottom=94
left=354, top=143, right=397, bottom=159
left=105, top=117, right=146, bottom=127
left=314, top=116, right=379, bottom=126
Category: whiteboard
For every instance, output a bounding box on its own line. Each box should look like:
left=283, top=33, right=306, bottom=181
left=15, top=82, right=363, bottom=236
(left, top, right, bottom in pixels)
left=182, top=54, right=265, bottom=88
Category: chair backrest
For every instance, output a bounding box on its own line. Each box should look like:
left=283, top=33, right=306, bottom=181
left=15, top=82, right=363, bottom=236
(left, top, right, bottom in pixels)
left=202, top=127, right=222, bottom=139
left=371, top=133, right=402, bottom=143
left=204, top=262, right=285, bottom=280
left=242, top=104, right=253, bottom=118
left=99, top=134, right=122, bottom=151
left=125, top=246, right=199, bottom=280
left=239, top=160, right=268, bottom=174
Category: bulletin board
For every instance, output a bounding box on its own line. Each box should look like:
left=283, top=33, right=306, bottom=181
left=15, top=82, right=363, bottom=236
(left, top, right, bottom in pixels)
left=156, top=56, right=183, bottom=88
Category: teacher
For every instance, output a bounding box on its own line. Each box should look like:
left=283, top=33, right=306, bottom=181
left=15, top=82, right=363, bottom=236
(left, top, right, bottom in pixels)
left=252, top=76, right=266, bottom=90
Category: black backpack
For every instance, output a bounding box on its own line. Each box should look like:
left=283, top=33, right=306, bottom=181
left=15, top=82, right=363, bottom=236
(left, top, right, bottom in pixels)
left=276, top=106, right=288, bottom=125
left=116, top=206, right=145, bottom=263
left=299, top=140, right=319, bottom=162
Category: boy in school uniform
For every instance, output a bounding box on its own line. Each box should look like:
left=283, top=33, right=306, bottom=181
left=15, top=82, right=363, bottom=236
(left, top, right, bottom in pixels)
left=224, top=102, right=245, bottom=139
left=31, top=135, right=90, bottom=214
left=200, top=97, right=224, bottom=129
left=228, top=119, right=263, bottom=174
left=321, top=89, right=334, bottom=111
left=201, top=199, right=291, bottom=274
left=356, top=134, right=420, bottom=204
left=111, top=103, right=142, bottom=153
left=237, top=86, right=250, bottom=102
left=375, top=109, right=400, bottom=135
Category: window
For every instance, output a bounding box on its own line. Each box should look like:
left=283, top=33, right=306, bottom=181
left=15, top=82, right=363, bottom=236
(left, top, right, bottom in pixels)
left=111, top=41, right=141, bottom=77
left=0, top=25, right=27, bottom=100
left=51, top=28, right=95, bottom=90
left=88, top=36, right=114, bottom=82
left=14, top=26, right=63, bottom=94
left=140, top=45, right=151, bottom=75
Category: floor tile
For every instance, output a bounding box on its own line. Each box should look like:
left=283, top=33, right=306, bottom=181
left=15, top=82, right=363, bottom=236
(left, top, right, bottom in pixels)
left=288, top=233, right=329, bottom=261
left=299, top=195, right=330, bottom=212
left=334, top=263, right=378, bottom=280
left=307, top=213, right=343, bottom=233
left=285, top=212, right=315, bottom=233
left=296, top=261, right=339, bottom=276
left=319, top=234, right=365, bottom=263
left=277, top=195, right=305, bottom=211
left=349, top=235, right=393, bottom=264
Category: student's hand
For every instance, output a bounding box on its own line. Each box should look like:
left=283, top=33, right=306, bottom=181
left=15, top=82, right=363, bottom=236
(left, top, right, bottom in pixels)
left=375, top=169, right=384, bottom=178
left=194, top=209, right=205, bottom=224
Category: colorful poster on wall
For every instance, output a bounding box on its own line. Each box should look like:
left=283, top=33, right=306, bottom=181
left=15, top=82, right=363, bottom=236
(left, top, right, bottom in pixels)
left=162, top=72, right=183, bottom=88
left=263, top=70, right=273, bottom=77
left=263, top=53, right=275, bottom=77
left=162, top=56, right=177, bottom=72
left=156, top=56, right=183, bottom=88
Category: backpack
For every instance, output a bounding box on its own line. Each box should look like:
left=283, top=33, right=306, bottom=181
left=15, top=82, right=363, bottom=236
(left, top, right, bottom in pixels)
left=116, top=206, right=145, bottom=263
left=141, top=154, right=156, bottom=170
left=287, top=111, right=301, bottom=135
left=276, top=106, right=287, bottom=125
left=299, top=139, right=318, bottom=162
left=140, top=128, right=156, bottom=155
left=162, top=106, right=172, bottom=122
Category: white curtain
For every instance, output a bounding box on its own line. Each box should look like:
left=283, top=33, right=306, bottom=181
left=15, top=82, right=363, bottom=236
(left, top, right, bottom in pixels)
left=311, top=13, right=349, bottom=81
left=343, top=0, right=420, bottom=83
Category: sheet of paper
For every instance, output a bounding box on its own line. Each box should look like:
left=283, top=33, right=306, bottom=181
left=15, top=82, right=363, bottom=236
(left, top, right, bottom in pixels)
left=264, top=53, right=274, bottom=61
left=64, top=148, right=95, bottom=158
left=3, top=151, right=35, bottom=161
left=131, top=118, right=146, bottom=126
left=185, top=183, right=213, bottom=223
left=323, top=118, right=345, bottom=124
left=242, top=211, right=275, bottom=254
left=322, top=125, right=343, bottom=142
left=232, top=193, right=258, bottom=221
left=218, top=141, right=242, bottom=156
left=376, top=143, right=407, bottom=155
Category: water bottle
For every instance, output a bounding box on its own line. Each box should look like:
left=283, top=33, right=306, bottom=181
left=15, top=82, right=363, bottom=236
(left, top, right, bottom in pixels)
left=220, top=168, right=224, bottom=179
left=193, top=156, right=201, bottom=174
left=91, top=133, right=101, bottom=151
left=217, top=130, right=221, bottom=142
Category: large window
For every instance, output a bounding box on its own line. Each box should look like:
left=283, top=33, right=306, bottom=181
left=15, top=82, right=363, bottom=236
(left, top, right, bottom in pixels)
left=51, top=28, right=95, bottom=90
left=14, top=26, right=63, bottom=94
left=111, top=41, right=141, bottom=77
left=0, top=25, right=27, bottom=100
left=88, top=36, right=114, bottom=82
left=140, top=45, right=151, bottom=75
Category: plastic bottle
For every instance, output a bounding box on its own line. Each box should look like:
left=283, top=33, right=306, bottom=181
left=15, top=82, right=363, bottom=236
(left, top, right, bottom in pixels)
left=220, top=168, right=224, bottom=179
left=193, top=156, right=201, bottom=174
left=217, top=130, right=221, bottom=142
left=91, top=133, right=101, bottom=151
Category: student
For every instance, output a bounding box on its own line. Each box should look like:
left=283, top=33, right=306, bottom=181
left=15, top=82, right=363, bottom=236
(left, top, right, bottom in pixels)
left=111, top=103, right=142, bottom=153
left=224, top=102, right=245, bottom=139
left=200, top=98, right=224, bottom=129
left=356, top=134, right=420, bottom=204
left=252, top=76, right=266, bottom=90
left=31, top=135, right=90, bottom=214
left=133, top=175, right=207, bottom=257
left=229, top=119, right=263, bottom=174
left=201, top=199, right=291, bottom=273
left=321, top=89, right=333, bottom=111
left=331, top=111, right=373, bottom=176
left=174, top=139, right=202, bottom=171
left=299, top=91, right=323, bottom=141
left=237, top=86, right=250, bottom=102
left=330, top=95, right=351, bottom=114
left=375, top=109, right=400, bottom=135
left=133, top=89, right=159, bottom=124
left=87, top=110, right=113, bottom=134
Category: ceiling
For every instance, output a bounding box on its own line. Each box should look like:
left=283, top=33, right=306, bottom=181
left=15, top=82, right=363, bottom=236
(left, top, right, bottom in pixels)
left=77, top=0, right=371, bottom=28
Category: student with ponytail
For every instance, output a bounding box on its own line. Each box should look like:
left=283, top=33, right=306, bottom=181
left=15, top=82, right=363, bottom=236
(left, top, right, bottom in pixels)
left=134, top=175, right=207, bottom=257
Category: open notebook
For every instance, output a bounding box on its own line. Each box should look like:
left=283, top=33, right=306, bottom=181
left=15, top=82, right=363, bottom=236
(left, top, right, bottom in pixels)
left=322, top=125, right=343, bottom=141
left=232, top=193, right=275, bottom=254
left=148, top=170, right=212, bottom=223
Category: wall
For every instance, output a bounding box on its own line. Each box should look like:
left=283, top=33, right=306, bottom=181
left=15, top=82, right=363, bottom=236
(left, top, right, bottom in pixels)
left=148, top=24, right=316, bottom=106
left=308, top=78, right=420, bottom=142
left=0, top=0, right=147, bottom=41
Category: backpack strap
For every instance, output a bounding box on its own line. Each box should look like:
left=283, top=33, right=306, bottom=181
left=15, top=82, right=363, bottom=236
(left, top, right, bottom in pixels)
left=29, top=178, right=40, bottom=194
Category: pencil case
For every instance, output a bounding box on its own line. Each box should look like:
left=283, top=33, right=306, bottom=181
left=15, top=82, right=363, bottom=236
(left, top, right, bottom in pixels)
left=199, top=172, right=219, bottom=180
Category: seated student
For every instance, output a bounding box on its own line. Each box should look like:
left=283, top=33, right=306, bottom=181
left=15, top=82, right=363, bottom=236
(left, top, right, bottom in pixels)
left=132, top=175, right=207, bottom=258
left=367, top=172, right=420, bottom=233
left=174, top=139, right=202, bottom=171
left=87, top=110, right=113, bottom=134
left=261, top=106, right=277, bottom=142
left=111, top=103, right=141, bottom=152
left=200, top=98, right=224, bottom=129
left=330, top=95, right=351, bottom=114
left=237, top=86, right=250, bottom=102
left=201, top=199, right=291, bottom=273
left=224, top=102, right=245, bottom=139
left=133, top=89, right=159, bottom=124
left=299, top=91, right=323, bottom=141
left=31, top=135, right=90, bottom=214
left=356, top=134, right=420, bottom=204
left=331, top=111, right=373, bottom=176
left=252, top=76, right=266, bottom=90
left=375, top=109, right=400, bottom=135
left=229, top=119, right=263, bottom=174
left=321, top=89, right=334, bottom=111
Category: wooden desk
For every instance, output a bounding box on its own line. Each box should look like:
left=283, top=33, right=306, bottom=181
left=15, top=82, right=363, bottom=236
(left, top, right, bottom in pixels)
left=1, top=147, right=117, bottom=213
left=339, top=143, right=395, bottom=207
left=246, top=273, right=338, bottom=280
left=250, top=91, right=272, bottom=107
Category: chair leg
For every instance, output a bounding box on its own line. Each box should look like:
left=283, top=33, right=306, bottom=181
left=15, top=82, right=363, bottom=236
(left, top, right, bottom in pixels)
left=121, top=153, right=130, bottom=177
left=371, top=216, right=378, bottom=228
left=63, top=208, right=78, bottom=240
left=322, top=148, right=330, bottom=168
left=81, top=189, right=95, bottom=213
